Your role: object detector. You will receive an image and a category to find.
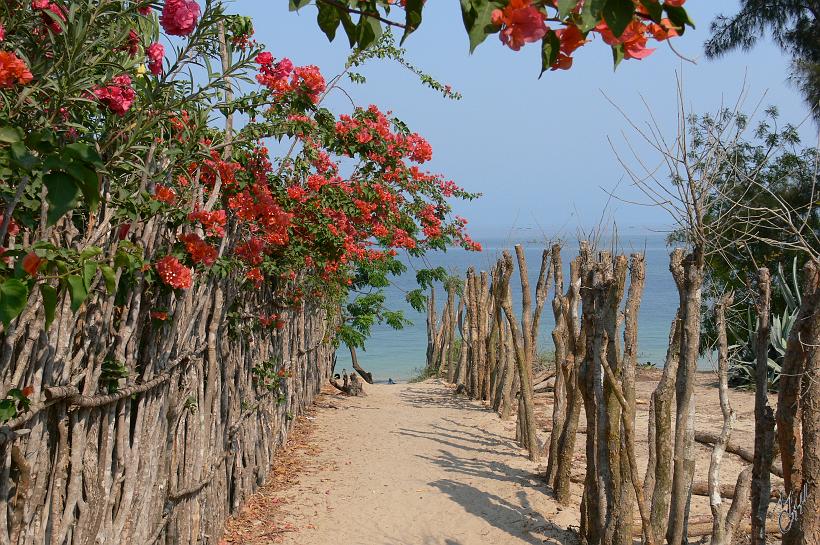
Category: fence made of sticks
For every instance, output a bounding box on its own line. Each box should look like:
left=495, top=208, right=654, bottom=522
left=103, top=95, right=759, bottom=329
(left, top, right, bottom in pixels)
left=0, top=263, right=334, bottom=545
left=424, top=241, right=820, bottom=545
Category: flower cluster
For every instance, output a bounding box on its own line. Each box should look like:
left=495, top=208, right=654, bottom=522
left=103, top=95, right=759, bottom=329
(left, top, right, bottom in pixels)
left=32, top=0, right=66, bottom=34
left=489, top=0, right=686, bottom=68
left=160, top=0, right=201, bottom=37
left=256, top=53, right=326, bottom=103
left=0, top=51, right=34, bottom=88
left=92, top=74, right=136, bottom=116
left=147, top=42, right=165, bottom=75
left=179, top=233, right=217, bottom=266
left=155, top=255, right=193, bottom=289
left=491, top=0, right=546, bottom=51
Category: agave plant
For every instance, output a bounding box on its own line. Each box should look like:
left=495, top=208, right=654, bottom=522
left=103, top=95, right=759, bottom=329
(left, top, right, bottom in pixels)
left=727, top=258, right=800, bottom=390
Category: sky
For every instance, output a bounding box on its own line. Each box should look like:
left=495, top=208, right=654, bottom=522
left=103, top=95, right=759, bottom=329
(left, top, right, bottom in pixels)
left=234, top=1, right=816, bottom=238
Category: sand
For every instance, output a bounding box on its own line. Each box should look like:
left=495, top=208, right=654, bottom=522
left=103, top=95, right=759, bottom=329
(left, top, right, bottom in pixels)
left=223, top=373, right=776, bottom=545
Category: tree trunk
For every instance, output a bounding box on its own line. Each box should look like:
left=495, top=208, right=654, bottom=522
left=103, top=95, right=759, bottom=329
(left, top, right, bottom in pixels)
left=426, top=285, right=437, bottom=373
left=666, top=247, right=704, bottom=545
left=554, top=248, right=587, bottom=504
left=546, top=243, right=568, bottom=485
left=751, top=268, right=774, bottom=545
left=646, top=313, right=681, bottom=540
left=498, top=250, right=539, bottom=461
left=349, top=345, right=373, bottom=384
left=777, top=261, right=820, bottom=545
left=798, top=260, right=820, bottom=545
left=709, top=293, right=739, bottom=545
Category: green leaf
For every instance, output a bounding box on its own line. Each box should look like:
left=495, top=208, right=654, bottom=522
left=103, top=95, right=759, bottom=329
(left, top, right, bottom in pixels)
left=100, top=265, right=117, bottom=294
left=340, top=10, right=358, bottom=47
left=43, top=172, right=80, bottom=225
left=612, top=43, right=625, bottom=68
left=460, top=0, right=505, bottom=53
left=9, top=142, right=38, bottom=171
left=82, top=261, right=97, bottom=292
left=401, top=0, right=424, bottom=43
left=63, top=143, right=103, bottom=167
left=356, top=14, right=382, bottom=49
left=289, top=0, right=310, bottom=11
left=0, top=279, right=28, bottom=327
left=639, top=0, right=662, bottom=22
left=317, top=1, right=341, bottom=41
left=578, top=0, right=605, bottom=31
left=66, top=162, right=100, bottom=211
left=602, top=0, right=635, bottom=39
left=664, top=4, right=694, bottom=32
left=556, top=0, right=577, bottom=18
left=0, top=126, right=24, bottom=143
left=66, top=275, right=88, bottom=312
left=539, top=29, right=561, bottom=76
left=0, top=399, right=16, bottom=422
left=39, top=284, right=57, bottom=329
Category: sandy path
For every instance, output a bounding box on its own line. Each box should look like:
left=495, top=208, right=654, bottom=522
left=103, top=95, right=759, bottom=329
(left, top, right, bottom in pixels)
left=223, top=374, right=770, bottom=545
left=224, top=380, right=579, bottom=545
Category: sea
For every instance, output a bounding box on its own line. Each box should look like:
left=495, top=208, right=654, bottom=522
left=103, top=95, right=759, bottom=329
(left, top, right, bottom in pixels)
left=338, top=230, right=687, bottom=382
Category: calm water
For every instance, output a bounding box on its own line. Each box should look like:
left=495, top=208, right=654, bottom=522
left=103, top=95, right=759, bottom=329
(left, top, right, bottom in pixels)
left=338, top=231, right=682, bottom=382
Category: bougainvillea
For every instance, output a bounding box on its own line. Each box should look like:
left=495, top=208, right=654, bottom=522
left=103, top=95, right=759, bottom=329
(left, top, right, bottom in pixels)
left=155, top=256, right=193, bottom=289
left=300, top=0, right=693, bottom=72
left=0, top=1, right=477, bottom=370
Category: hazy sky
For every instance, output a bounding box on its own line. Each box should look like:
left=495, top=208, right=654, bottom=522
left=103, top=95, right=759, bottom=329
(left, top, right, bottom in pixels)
left=235, top=1, right=816, bottom=237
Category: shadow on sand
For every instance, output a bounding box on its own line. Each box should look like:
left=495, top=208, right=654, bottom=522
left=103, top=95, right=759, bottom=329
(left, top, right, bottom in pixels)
left=394, top=386, right=579, bottom=545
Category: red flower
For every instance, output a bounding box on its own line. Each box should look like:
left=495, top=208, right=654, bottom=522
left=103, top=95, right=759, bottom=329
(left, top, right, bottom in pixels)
left=595, top=20, right=655, bottom=60
left=117, top=223, right=132, bottom=240
left=0, top=51, right=34, bottom=88
left=179, top=233, right=217, bottom=266
left=152, top=184, right=177, bottom=204
left=32, top=0, right=66, bottom=34
left=125, top=29, right=140, bottom=57
left=246, top=267, right=264, bottom=286
left=160, top=0, right=201, bottom=36
left=92, top=74, right=136, bottom=116
left=0, top=22, right=5, bottom=41
left=155, top=255, right=192, bottom=289
left=22, top=252, right=43, bottom=276
left=491, top=0, right=546, bottom=51
left=292, top=65, right=325, bottom=103
left=556, top=24, right=586, bottom=55
left=138, top=5, right=152, bottom=15
left=150, top=311, right=169, bottom=321
left=146, top=42, right=165, bottom=75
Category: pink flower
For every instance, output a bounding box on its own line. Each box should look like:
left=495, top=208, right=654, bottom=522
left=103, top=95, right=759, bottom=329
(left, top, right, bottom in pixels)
left=0, top=23, right=5, bottom=41
left=146, top=42, right=165, bottom=75
left=160, top=0, right=200, bottom=36
left=138, top=4, right=152, bottom=15
left=491, top=0, right=546, bottom=51
left=92, top=74, right=136, bottom=116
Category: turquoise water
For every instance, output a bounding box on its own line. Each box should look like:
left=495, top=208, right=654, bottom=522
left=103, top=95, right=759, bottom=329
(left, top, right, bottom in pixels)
left=338, top=231, right=681, bottom=382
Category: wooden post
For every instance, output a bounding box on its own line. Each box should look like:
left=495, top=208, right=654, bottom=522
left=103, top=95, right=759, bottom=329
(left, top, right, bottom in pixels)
left=546, top=243, right=568, bottom=484
left=554, top=246, right=588, bottom=504
left=777, top=260, right=820, bottom=545
left=751, top=268, right=774, bottom=544
left=498, top=250, right=540, bottom=460
left=666, top=247, right=704, bottom=545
